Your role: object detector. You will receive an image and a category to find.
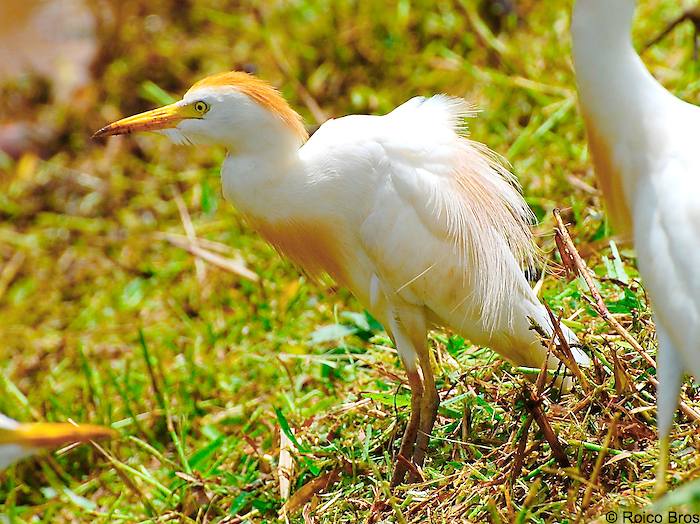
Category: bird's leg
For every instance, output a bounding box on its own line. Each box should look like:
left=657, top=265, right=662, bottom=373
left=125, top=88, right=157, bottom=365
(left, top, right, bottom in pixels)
left=388, top=307, right=429, bottom=486
left=387, top=305, right=437, bottom=484
left=410, top=341, right=439, bottom=481
left=654, top=323, right=684, bottom=498
left=655, top=434, right=670, bottom=498
left=390, top=367, right=423, bottom=487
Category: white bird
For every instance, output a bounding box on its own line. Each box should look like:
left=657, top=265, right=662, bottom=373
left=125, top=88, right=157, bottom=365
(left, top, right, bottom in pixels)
left=94, top=71, right=589, bottom=484
left=0, top=412, right=114, bottom=469
left=572, top=0, right=700, bottom=494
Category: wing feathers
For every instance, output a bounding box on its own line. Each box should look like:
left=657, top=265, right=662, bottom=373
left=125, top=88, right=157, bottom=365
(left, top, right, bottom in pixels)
left=446, top=140, right=537, bottom=328
left=387, top=96, right=538, bottom=329
left=388, top=95, right=478, bottom=136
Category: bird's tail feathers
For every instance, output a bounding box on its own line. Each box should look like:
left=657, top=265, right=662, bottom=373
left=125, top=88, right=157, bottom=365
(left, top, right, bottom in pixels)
left=388, top=95, right=479, bottom=136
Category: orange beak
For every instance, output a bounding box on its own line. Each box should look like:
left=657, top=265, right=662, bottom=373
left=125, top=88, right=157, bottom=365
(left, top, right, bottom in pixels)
left=92, top=102, right=193, bottom=139
left=0, top=422, right=116, bottom=449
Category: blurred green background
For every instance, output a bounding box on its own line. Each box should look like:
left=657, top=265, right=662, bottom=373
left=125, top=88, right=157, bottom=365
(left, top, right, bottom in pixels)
left=0, top=0, right=699, bottom=522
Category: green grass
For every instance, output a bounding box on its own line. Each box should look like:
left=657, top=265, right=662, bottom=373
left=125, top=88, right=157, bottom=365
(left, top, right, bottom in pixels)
left=1, top=0, right=700, bottom=522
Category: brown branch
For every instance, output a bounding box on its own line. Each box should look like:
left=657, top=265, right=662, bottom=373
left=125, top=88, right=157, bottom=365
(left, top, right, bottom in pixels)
left=552, top=209, right=700, bottom=425
left=510, top=413, right=534, bottom=481
left=544, top=304, right=591, bottom=393
left=642, top=7, right=700, bottom=59
left=523, top=383, right=570, bottom=468
left=553, top=209, right=655, bottom=368
left=576, top=414, right=620, bottom=523
left=512, top=347, right=552, bottom=481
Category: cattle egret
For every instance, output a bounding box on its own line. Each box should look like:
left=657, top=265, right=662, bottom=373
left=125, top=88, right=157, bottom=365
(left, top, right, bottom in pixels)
left=0, top=413, right=114, bottom=469
left=94, top=71, right=590, bottom=484
left=572, top=0, right=700, bottom=494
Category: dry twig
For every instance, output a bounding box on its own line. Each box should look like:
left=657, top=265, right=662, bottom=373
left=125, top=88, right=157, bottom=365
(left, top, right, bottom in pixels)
left=278, top=427, right=295, bottom=502
left=162, top=233, right=259, bottom=282
left=0, top=251, right=25, bottom=302
left=552, top=209, right=700, bottom=425
left=642, top=7, right=700, bottom=59
left=544, top=304, right=591, bottom=393
left=523, top=383, right=571, bottom=468
left=576, top=414, right=620, bottom=523
left=172, top=186, right=206, bottom=284
left=553, top=209, right=655, bottom=368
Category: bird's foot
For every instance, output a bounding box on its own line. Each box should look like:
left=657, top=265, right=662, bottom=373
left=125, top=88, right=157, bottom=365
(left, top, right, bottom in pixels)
left=390, top=373, right=423, bottom=487
left=408, top=385, right=440, bottom=482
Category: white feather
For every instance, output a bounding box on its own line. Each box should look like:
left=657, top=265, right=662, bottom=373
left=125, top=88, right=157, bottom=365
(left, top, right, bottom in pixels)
left=573, top=0, right=700, bottom=441
left=103, top=73, right=592, bottom=483
left=215, top=93, right=586, bottom=371
left=0, top=413, right=33, bottom=470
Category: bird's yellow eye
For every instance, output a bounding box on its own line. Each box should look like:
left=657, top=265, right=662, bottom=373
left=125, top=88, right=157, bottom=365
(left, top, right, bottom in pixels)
left=194, top=101, right=209, bottom=114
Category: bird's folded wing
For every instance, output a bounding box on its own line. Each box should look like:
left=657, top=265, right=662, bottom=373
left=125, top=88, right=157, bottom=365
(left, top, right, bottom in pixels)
left=359, top=120, right=537, bottom=330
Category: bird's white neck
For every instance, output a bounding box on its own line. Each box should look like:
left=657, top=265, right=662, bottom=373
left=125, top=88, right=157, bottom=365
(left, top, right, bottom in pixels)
left=212, top=89, right=310, bottom=218
left=221, top=140, right=305, bottom=221
left=572, top=0, right=636, bottom=49
left=571, top=0, right=678, bottom=239
left=234, top=128, right=303, bottom=158
left=572, top=0, right=672, bottom=129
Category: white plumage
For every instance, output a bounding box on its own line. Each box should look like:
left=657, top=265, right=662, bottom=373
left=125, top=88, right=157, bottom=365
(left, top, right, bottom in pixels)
left=0, top=414, right=25, bottom=470
left=94, top=71, right=589, bottom=484
left=300, top=95, right=537, bottom=331
left=572, top=0, right=700, bottom=493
